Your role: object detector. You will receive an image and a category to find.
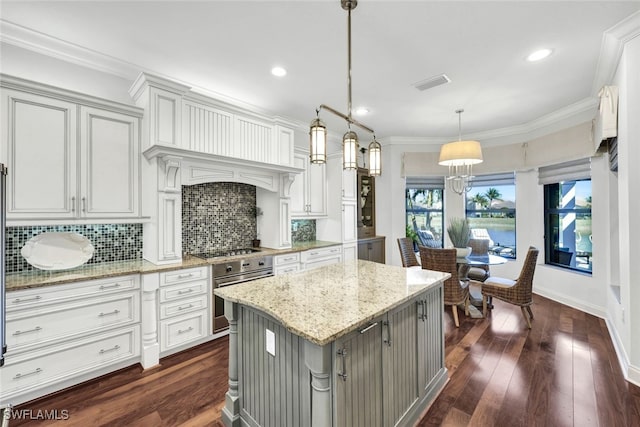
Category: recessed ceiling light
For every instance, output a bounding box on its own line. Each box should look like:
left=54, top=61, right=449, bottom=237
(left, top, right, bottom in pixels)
left=526, top=48, right=553, bottom=62
left=355, top=107, right=369, bottom=116
left=271, top=66, right=287, bottom=77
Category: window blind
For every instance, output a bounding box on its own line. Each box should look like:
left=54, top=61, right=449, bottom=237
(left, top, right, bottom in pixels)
left=538, top=158, right=591, bottom=185
left=406, top=176, right=444, bottom=189
left=470, top=172, right=515, bottom=187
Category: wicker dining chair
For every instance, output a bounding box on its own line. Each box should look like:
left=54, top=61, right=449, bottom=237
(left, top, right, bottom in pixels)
left=481, top=246, right=539, bottom=328
left=419, top=246, right=469, bottom=327
left=467, top=238, right=491, bottom=282
left=397, top=237, right=420, bottom=267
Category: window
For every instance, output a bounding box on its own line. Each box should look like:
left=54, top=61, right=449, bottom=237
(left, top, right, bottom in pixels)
left=465, top=173, right=516, bottom=259
left=406, top=178, right=444, bottom=248
left=540, top=159, right=592, bottom=273
left=543, top=180, right=592, bottom=273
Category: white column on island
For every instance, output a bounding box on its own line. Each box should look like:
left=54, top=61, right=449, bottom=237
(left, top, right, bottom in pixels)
left=304, top=341, right=333, bottom=427
left=222, top=300, right=241, bottom=427
left=140, top=273, right=160, bottom=368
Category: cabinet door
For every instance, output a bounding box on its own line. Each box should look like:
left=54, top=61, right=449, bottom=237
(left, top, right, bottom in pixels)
left=80, top=107, right=140, bottom=217
left=2, top=90, right=77, bottom=219
left=342, top=202, right=358, bottom=243
left=357, top=241, right=369, bottom=260
left=369, top=238, right=386, bottom=264
left=307, top=162, right=327, bottom=216
left=334, top=320, right=383, bottom=427
left=290, top=152, right=307, bottom=216
left=382, top=299, right=419, bottom=426
left=342, top=169, right=357, bottom=200
left=417, top=287, right=444, bottom=395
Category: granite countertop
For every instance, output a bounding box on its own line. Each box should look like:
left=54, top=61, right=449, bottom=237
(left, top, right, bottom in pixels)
left=214, top=260, right=449, bottom=346
left=6, top=240, right=342, bottom=292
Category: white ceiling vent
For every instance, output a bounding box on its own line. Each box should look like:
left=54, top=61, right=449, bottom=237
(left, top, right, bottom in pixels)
left=413, top=74, right=451, bottom=91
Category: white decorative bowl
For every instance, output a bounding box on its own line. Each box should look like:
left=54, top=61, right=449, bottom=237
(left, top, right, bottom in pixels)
left=21, top=232, right=94, bottom=271
left=455, top=247, right=472, bottom=258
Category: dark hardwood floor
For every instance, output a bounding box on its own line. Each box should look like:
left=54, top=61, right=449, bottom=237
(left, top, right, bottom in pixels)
left=9, top=294, right=640, bottom=426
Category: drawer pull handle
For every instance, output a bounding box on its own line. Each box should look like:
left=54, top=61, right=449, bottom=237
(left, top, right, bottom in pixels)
left=330, top=249, right=339, bottom=252
left=12, top=296, right=42, bottom=304
left=337, top=348, right=348, bottom=381
left=178, top=304, right=194, bottom=311
left=99, top=283, right=121, bottom=290
left=178, top=289, right=194, bottom=295
left=13, top=368, right=42, bottom=380
left=359, top=322, right=378, bottom=334
left=99, top=345, right=121, bottom=355
left=310, top=251, right=319, bottom=255
left=177, top=273, right=193, bottom=279
left=12, top=326, right=42, bottom=336
left=98, top=309, right=121, bottom=317
left=177, top=326, right=194, bottom=335
left=284, top=256, right=296, bottom=261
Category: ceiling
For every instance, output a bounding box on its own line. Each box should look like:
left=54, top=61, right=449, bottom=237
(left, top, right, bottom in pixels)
left=1, top=1, right=639, bottom=142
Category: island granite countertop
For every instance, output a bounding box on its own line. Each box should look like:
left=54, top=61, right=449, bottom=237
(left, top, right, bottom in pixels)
left=214, top=260, right=450, bottom=346
left=6, top=240, right=342, bottom=291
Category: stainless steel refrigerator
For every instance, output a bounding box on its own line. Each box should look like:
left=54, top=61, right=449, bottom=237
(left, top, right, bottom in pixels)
left=1, top=163, right=6, bottom=367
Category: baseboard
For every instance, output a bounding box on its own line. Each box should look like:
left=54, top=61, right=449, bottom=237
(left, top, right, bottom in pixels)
left=533, top=287, right=607, bottom=319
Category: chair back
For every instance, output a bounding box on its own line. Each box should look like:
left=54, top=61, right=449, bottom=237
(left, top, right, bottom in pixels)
left=512, top=246, right=539, bottom=304
left=469, top=238, right=490, bottom=256
left=419, top=246, right=467, bottom=305
left=397, top=237, right=420, bottom=267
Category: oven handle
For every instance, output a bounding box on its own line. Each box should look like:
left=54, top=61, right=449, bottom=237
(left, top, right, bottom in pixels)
left=215, top=272, right=274, bottom=288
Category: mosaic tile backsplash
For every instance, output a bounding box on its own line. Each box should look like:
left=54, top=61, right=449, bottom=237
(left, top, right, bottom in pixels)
left=6, top=224, right=143, bottom=273
left=182, top=182, right=258, bottom=255
left=291, top=219, right=316, bottom=242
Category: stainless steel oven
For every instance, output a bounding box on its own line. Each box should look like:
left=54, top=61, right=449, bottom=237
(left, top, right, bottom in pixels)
left=192, top=252, right=273, bottom=333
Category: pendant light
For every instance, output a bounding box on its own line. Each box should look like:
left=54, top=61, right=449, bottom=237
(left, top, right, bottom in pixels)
left=438, top=109, right=483, bottom=194
left=309, top=0, right=381, bottom=176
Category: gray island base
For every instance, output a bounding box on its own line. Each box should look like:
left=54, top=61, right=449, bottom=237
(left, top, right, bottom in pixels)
left=214, top=260, right=450, bottom=427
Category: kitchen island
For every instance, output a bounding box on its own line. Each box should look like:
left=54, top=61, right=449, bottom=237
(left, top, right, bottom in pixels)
left=214, top=260, right=450, bottom=427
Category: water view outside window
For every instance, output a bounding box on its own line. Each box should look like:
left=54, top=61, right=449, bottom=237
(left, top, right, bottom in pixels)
left=406, top=188, right=444, bottom=248
left=544, top=180, right=592, bottom=273
left=465, top=184, right=516, bottom=259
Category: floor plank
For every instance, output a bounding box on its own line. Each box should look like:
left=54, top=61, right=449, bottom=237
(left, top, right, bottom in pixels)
left=8, top=294, right=640, bottom=426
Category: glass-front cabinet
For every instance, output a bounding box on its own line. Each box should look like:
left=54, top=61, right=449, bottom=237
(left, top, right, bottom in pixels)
left=357, top=168, right=375, bottom=238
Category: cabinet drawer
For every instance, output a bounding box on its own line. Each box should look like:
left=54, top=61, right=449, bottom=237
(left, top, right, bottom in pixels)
left=160, top=311, right=207, bottom=352
left=301, top=245, right=342, bottom=262
left=7, top=275, right=139, bottom=312
left=160, top=267, right=208, bottom=286
left=6, top=292, right=139, bottom=352
left=1, top=325, right=139, bottom=396
left=159, top=280, right=208, bottom=303
left=304, top=255, right=342, bottom=271
left=160, top=294, right=208, bottom=320
left=274, top=252, right=300, bottom=266
left=275, top=264, right=301, bottom=275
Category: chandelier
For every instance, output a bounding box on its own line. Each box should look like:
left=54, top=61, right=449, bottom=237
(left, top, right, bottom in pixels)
left=438, top=109, right=483, bottom=194
left=309, top=0, right=381, bottom=176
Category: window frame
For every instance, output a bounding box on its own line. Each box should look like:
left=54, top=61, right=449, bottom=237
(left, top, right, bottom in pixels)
left=405, top=183, right=445, bottom=249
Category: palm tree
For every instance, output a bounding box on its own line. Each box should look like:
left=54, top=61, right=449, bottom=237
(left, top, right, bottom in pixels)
left=485, top=188, right=502, bottom=217
left=470, top=194, right=489, bottom=210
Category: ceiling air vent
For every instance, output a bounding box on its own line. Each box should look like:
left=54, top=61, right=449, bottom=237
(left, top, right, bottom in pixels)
left=413, top=74, right=451, bottom=91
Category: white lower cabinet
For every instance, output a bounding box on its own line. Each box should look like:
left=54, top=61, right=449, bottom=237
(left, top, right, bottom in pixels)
left=274, top=252, right=301, bottom=275
left=158, top=266, right=210, bottom=356
left=1, top=275, right=142, bottom=405
left=301, top=245, right=343, bottom=270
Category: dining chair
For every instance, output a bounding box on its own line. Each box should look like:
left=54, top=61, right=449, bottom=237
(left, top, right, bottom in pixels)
left=419, top=246, right=469, bottom=327
left=481, top=246, right=539, bottom=328
left=467, top=238, right=491, bottom=282
left=397, top=237, right=420, bottom=267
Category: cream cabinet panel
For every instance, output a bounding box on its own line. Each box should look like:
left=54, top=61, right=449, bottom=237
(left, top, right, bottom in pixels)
left=342, top=169, right=357, bottom=200
left=1, top=89, right=77, bottom=219
left=182, top=101, right=234, bottom=156
left=342, top=201, right=358, bottom=243
left=152, top=87, right=182, bottom=147
left=80, top=107, right=140, bottom=218
left=275, top=125, right=294, bottom=166
left=291, top=150, right=327, bottom=218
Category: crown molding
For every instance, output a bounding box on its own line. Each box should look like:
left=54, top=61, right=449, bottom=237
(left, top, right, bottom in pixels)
left=592, top=10, right=640, bottom=95
left=382, top=97, right=597, bottom=148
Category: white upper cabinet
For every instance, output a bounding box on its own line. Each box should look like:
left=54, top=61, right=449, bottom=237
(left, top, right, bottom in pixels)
left=79, top=107, right=140, bottom=218
left=2, top=89, right=77, bottom=219
left=291, top=150, right=327, bottom=218
left=0, top=78, right=143, bottom=223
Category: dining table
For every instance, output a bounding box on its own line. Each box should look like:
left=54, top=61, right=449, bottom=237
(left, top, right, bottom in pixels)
left=457, top=253, right=508, bottom=307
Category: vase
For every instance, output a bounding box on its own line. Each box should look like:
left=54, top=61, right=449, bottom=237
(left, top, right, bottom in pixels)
left=455, top=247, right=472, bottom=258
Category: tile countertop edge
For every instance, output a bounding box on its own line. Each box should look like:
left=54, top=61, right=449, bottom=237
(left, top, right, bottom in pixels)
left=6, top=241, right=343, bottom=291
left=215, top=262, right=450, bottom=346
